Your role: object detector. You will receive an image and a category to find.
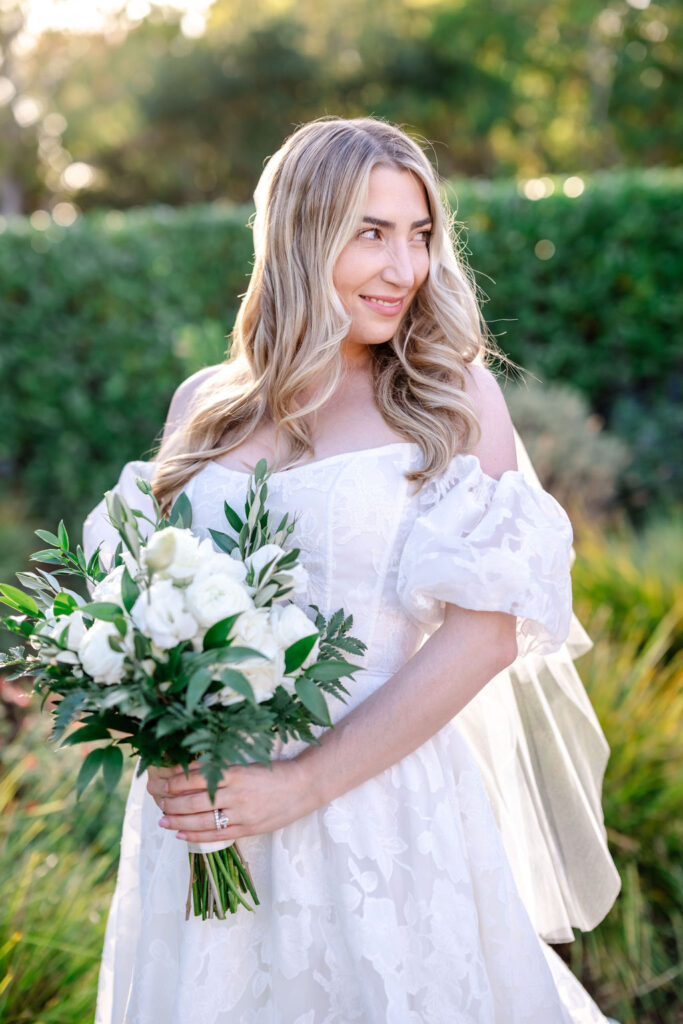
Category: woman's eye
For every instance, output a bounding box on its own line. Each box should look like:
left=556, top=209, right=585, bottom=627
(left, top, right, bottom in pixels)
left=416, top=230, right=432, bottom=245
left=359, top=227, right=380, bottom=240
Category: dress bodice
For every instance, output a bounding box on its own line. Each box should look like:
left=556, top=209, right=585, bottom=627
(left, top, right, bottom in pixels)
left=84, top=442, right=574, bottom=680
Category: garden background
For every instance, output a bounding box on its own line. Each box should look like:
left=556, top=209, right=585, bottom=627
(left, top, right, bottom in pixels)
left=0, top=1, right=681, bottom=1021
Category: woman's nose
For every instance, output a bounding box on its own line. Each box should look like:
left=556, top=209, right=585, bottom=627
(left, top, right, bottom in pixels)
left=381, top=241, right=416, bottom=289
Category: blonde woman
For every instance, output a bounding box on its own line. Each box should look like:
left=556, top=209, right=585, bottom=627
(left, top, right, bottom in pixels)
left=85, top=116, right=619, bottom=1023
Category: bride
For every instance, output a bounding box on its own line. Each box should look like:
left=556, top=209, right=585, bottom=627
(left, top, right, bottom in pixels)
left=85, top=115, right=619, bottom=1022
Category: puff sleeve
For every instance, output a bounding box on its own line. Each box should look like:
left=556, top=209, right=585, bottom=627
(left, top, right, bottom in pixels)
left=82, top=460, right=157, bottom=570
left=396, top=454, right=574, bottom=658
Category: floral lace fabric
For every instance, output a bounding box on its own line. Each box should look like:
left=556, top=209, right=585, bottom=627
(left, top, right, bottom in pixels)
left=85, top=444, right=612, bottom=1023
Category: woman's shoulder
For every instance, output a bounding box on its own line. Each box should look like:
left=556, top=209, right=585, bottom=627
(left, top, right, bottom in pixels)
left=461, top=362, right=518, bottom=480
left=161, top=363, right=227, bottom=447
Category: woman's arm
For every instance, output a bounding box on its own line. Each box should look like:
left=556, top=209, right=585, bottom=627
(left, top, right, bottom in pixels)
left=152, top=364, right=520, bottom=838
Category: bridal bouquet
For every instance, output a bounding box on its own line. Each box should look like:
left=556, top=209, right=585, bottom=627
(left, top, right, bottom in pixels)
left=0, top=459, right=366, bottom=920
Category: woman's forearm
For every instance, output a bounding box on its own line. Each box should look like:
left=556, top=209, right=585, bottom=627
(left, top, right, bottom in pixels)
left=294, top=605, right=518, bottom=809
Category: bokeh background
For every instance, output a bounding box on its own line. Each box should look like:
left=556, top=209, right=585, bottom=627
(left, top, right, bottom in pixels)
left=0, top=1, right=681, bottom=1021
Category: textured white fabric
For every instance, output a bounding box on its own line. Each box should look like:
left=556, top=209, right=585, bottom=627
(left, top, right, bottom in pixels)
left=455, top=430, right=621, bottom=944
left=84, top=443, right=615, bottom=1023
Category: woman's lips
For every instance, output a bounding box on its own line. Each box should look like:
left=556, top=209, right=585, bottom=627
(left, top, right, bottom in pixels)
left=359, top=295, right=405, bottom=316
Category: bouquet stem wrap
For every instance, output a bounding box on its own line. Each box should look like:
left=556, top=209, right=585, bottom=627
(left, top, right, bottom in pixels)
left=186, top=840, right=259, bottom=918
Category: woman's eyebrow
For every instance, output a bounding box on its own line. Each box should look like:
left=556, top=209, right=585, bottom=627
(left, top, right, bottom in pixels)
left=361, top=216, right=433, bottom=229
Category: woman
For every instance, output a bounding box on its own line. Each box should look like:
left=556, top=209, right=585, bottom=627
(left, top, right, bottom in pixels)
left=85, top=116, right=618, bottom=1022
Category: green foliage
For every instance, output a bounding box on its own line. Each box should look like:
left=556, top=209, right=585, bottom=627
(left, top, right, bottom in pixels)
left=560, top=517, right=683, bottom=1021
left=504, top=379, right=632, bottom=522
left=0, top=720, right=130, bottom=1022
left=0, top=201, right=252, bottom=533
left=451, top=168, right=682, bottom=516
left=4, top=0, right=680, bottom=213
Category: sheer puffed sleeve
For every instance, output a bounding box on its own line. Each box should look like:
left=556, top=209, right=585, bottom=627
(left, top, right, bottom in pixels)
left=396, top=453, right=574, bottom=658
left=82, top=460, right=157, bottom=570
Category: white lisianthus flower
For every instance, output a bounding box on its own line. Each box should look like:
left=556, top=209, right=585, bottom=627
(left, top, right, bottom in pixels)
left=78, top=619, right=132, bottom=684
left=142, top=527, right=203, bottom=584
left=245, top=544, right=286, bottom=585
left=215, top=607, right=284, bottom=704
left=185, top=573, right=253, bottom=629
left=32, top=609, right=89, bottom=666
left=130, top=579, right=199, bottom=650
left=269, top=603, right=320, bottom=674
left=91, top=564, right=126, bottom=604
left=194, top=541, right=248, bottom=584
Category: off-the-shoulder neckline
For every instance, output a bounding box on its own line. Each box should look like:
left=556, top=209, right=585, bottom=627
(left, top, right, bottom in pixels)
left=194, top=442, right=521, bottom=483
left=199, top=441, right=419, bottom=479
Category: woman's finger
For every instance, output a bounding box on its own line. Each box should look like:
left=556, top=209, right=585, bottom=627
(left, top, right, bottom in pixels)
left=159, top=810, right=233, bottom=833
left=161, top=788, right=229, bottom=815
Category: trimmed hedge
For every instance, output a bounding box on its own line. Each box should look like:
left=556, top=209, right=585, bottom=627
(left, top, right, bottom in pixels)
left=0, top=168, right=680, bottom=535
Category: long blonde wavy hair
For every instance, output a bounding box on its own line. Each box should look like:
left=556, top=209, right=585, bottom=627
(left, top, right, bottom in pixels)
left=152, top=115, right=515, bottom=513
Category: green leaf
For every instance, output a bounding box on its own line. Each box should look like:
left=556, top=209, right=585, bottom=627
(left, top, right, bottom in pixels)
left=61, top=722, right=112, bottom=746
left=75, top=545, right=87, bottom=572
left=0, top=584, right=40, bottom=616
left=57, top=520, right=69, bottom=551
left=295, top=677, right=331, bottom=726
left=168, top=491, right=192, bottom=529
left=305, top=659, right=360, bottom=681
left=80, top=601, right=124, bottom=621
left=328, top=608, right=344, bottom=635
left=121, top=567, right=139, bottom=613
left=208, top=528, right=237, bottom=554
left=155, top=715, right=182, bottom=739
left=101, top=746, right=124, bottom=792
left=223, top=501, right=244, bottom=533
left=34, top=529, right=61, bottom=546
left=284, top=633, right=318, bottom=674
left=53, top=592, right=77, bottom=617
left=76, top=748, right=106, bottom=798
left=202, top=614, right=240, bottom=650
left=113, top=616, right=128, bottom=637
left=51, top=691, right=87, bottom=739
left=29, top=550, right=64, bottom=565
left=217, top=667, right=256, bottom=704
left=185, top=667, right=213, bottom=710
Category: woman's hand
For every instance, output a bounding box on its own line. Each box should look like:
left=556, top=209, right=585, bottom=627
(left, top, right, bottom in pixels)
left=147, top=758, right=316, bottom=842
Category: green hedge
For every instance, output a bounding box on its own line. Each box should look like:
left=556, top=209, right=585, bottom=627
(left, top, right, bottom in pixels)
left=0, top=168, right=680, bottom=537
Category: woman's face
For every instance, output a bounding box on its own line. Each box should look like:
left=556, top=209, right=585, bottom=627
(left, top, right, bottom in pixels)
left=333, top=165, right=432, bottom=361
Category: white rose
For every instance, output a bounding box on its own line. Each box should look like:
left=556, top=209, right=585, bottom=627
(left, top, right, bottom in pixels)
left=142, top=527, right=203, bottom=584
left=217, top=607, right=284, bottom=703
left=185, top=573, right=253, bottom=629
left=130, top=579, right=199, bottom=650
left=245, top=544, right=286, bottom=585
left=269, top=603, right=320, bottom=673
left=78, top=619, right=131, bottom=684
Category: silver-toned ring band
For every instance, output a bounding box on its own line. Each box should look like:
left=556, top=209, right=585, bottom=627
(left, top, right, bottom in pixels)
left=214, top=808, right=230, bottom=830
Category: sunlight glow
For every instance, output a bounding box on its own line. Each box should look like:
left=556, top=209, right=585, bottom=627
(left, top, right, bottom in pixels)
left=23, top=0, right=215, bottom=36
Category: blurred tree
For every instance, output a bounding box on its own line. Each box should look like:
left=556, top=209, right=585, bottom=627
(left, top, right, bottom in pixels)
left=1, top=0, right=680, bottom=214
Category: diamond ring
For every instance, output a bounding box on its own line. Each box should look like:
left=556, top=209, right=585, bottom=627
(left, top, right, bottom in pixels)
left=214, top=808, right=230, bottom=830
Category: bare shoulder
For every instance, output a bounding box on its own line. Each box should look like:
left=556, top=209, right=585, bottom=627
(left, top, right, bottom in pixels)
left=461, top=362, right=518, bottom=479
left=161, top=363, right=225, bottom=446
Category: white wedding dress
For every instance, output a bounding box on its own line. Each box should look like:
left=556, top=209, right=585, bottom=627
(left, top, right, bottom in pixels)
left=84, top=438, right=620, bottom=1024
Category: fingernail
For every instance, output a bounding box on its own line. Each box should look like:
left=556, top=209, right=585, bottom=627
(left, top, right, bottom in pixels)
left=176, top=832, right=187, bottom=839
left=159, top=816, right=169, bottom=827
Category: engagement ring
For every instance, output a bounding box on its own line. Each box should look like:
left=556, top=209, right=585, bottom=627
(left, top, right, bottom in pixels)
left=214, top=808, right=230, bottom=830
